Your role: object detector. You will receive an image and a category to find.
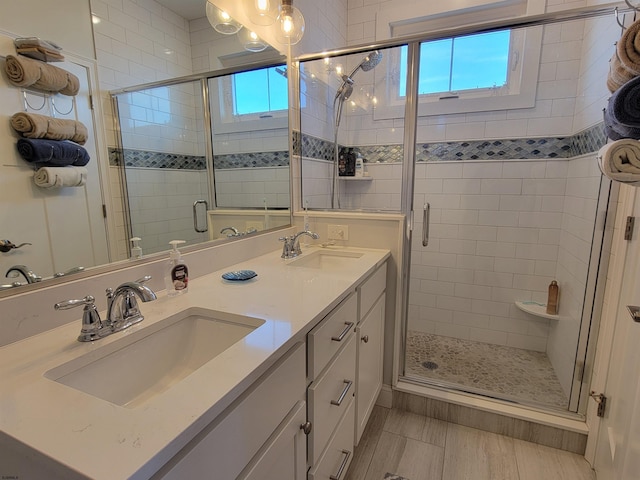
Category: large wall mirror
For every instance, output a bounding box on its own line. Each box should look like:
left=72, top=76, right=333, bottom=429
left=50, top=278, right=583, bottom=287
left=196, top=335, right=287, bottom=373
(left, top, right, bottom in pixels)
left=0, top=0, right=290, bottom=294
left=113, top=63, right=290, bottom=256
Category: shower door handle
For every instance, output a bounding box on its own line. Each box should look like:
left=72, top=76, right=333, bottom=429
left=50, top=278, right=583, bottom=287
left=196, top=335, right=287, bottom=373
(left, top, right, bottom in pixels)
left=422, top=203, right=430, bottom=247
left=193, top=200, right=209, bottom=233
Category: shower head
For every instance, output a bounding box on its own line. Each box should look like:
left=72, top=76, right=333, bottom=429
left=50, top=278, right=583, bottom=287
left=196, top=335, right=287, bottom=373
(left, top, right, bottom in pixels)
left=334, top=50, right=383, bottom=103
left=350, top=50, right=383, bottom=76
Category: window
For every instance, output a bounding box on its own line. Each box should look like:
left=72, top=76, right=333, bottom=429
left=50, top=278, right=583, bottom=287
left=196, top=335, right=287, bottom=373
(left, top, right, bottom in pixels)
left=233, top=66, right=288, bottom=116
left=374, top=26, right=542, bottom=119
left=209, top=65, right=289, bottom=134
left=398, top=30, right=511, bottom=98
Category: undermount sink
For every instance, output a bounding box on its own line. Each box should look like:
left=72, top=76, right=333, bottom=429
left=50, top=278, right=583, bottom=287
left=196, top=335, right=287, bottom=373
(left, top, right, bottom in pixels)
left=287, top=249, right=364, bottom=269
left=45, top=307, right=265, bottom=408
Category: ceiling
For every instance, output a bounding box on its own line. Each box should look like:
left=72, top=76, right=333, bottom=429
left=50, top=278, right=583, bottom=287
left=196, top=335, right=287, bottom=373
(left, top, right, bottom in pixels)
left=156, top=0, right=206, bottom=21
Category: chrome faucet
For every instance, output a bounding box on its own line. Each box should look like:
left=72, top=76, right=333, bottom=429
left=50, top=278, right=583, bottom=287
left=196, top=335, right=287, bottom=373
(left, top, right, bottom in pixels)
left=106, top=276, right=157, bottom=333
left=5, top=265, right=42, bottom=284
left=53, top=266, right=85, bottom=278
left=54, top=275, right=157, bottom=342
left=0, top=281, right=24, bottom=291
left=220, top=226, right=240, bottom=237
left=279, top=230, right=320, bottom=259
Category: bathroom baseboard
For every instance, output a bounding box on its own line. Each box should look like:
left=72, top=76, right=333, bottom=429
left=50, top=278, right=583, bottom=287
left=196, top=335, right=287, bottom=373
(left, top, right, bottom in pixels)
left=376, top=384, right=393, bottom=408
left=392, top=383, right=588, bottom=455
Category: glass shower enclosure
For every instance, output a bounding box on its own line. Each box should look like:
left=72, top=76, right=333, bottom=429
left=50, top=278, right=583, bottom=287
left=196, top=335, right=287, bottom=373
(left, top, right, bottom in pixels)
left=298, top=8, right=617, bottom=415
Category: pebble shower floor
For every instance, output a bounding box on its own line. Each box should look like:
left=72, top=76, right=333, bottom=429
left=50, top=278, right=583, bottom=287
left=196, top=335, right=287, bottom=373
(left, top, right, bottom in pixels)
left=405, top=331, right=568, bottom=409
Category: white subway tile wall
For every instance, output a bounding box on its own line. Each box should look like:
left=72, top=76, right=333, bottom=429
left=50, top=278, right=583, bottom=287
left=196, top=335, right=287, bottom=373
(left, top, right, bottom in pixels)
left=125, top=167, right=209, bottom=255
left=215, top=167, right=290, bottom=209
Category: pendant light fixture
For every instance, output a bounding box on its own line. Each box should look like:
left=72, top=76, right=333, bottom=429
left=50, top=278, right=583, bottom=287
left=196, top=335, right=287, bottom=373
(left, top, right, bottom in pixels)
left=206, top=1, right=242, bottom=35
left=238, top=29, right=268, bottom=52
left=275, top=0, right=305, bottom=45
left=250, top=0, right=277, bottom=26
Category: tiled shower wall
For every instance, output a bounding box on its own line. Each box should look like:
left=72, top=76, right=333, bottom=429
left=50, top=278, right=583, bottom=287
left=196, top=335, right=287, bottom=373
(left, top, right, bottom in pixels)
left=91, top=0, right=197, bottom=259
left=122, top=167, right=209, bottom=254
left=215, top=167, right=290, bottom=209
left=547, top=12, right=616, bottom=395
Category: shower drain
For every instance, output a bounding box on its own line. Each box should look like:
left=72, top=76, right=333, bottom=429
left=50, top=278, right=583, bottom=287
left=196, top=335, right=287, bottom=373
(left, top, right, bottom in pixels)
left=422, top=361, right=439, bottom=370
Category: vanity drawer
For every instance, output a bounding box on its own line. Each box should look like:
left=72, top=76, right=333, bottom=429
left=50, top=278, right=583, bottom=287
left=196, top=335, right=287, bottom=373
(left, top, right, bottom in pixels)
left=308, top=333, right=356, bottom=465
left=359, top=263, right=387, bottom=321
left=308, top=293, right=357, bottom=380
left=308, top=400, right=355, bottom=480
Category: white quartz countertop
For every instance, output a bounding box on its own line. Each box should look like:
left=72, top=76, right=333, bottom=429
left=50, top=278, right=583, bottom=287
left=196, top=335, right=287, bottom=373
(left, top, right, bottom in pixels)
left=0, top=246, right=389, bottom=480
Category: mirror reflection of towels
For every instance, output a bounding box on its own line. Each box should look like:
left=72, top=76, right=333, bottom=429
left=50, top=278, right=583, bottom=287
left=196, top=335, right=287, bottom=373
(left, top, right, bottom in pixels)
left=17, top=138, right=90, bottom=166
left=4, top=54, right=79, bottom=95
left=33, top=166, right=88, bottom=188
left=11, top=113, right=88, bottom=145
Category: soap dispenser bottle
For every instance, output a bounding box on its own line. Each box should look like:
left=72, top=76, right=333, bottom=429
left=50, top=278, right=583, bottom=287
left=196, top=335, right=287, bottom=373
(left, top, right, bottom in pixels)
left=130, top=237, right=143, bottom=259
left=165, top=240, right=188, bottom=296
left=546, top=280, right=559, bottom=315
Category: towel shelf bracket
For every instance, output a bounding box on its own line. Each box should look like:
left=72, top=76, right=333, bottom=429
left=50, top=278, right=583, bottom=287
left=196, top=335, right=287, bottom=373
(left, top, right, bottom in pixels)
left=22, top=89, right=47, bottom=112
left=21, top=89, right=76, bottom=118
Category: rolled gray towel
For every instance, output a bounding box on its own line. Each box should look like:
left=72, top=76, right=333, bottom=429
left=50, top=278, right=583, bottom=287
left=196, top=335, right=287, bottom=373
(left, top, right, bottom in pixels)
left=607, top=75, right=640, bottom=127
left=603, top=106, right=640, bottom=140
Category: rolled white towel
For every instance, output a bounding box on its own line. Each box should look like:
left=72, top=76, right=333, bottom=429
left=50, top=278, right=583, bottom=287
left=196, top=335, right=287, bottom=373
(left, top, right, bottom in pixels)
left=597, top=140, right=640, bottom=186
left=33, top=166, right=88, bottom=188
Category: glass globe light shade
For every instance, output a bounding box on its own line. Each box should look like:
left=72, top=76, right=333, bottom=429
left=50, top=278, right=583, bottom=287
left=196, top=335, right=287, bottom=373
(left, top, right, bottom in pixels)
left=239, top=29, right=268, bottom=52
left=250, top=0, right=277, bottom=26
left=206, top=2, right=242, bottom=35
left=275, top=1, right=305, bottom=45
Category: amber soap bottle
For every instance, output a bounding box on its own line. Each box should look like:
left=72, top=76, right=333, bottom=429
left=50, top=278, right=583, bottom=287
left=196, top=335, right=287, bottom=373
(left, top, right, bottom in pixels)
left=546, top=280, right=559, bottom=315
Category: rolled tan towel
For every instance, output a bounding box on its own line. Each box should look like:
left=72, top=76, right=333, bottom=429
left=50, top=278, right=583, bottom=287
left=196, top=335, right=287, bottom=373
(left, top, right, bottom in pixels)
left=617, top=20, right=640, bottom=76
left=608, top=51, right=636, bottom=93
left=33, top=166, right=87, bottom=188
left=4, top=54, right=79, bottom=96
left=10, top=112, right=87, bottom=145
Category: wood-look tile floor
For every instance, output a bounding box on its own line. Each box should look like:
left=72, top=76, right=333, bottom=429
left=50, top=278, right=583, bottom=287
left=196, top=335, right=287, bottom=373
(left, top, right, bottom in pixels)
left=345, top=406, right=596, bottom=480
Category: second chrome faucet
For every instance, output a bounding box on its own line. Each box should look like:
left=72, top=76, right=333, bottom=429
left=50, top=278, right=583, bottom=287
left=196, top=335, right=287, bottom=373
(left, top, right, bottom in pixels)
left=279, top=230, right=320, bottom=259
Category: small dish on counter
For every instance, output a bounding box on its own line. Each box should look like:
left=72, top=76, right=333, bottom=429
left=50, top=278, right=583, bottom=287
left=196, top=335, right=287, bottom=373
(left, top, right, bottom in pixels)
left=222, top=270, right=258, bottom=281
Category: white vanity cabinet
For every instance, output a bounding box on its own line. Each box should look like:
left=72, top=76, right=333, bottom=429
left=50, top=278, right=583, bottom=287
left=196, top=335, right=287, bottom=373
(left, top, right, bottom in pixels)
left=307, top=293, right=357, bottom=479
left=154, top=342, right=307, bottom=480
left=238, top=400, right=308, bottom=480
left=307, top=260, right=387, bottom=479
left=355, top=263, right=386, bottom=444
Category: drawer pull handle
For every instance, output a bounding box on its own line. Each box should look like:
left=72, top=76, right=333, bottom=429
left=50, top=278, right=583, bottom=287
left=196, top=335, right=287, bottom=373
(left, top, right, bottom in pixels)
left=330, top=379, right=353, bottom=406
left=300, top=421, right=312, bottom=434
left=361, top=334, right=369, bottom=343
left=330, top=449, right=352, bottom=480
left=331, top=322, right=354, bottom=342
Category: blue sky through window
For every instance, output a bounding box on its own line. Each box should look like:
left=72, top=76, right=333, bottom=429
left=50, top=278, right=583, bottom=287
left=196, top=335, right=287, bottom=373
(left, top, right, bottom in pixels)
left=233, top=66, right=288, bottom=115
left=399, top=30, right=511, bottom=97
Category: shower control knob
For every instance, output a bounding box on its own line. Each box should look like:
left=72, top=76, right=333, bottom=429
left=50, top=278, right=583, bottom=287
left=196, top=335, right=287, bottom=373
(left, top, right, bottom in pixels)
left=361, top=335, right=369, bottom=343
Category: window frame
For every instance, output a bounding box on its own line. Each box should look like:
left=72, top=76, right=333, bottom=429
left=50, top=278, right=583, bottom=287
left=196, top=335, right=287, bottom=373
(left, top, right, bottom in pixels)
left=373, top=26, right=542, bottom=120
left=208, top=65, right=289, bottom=134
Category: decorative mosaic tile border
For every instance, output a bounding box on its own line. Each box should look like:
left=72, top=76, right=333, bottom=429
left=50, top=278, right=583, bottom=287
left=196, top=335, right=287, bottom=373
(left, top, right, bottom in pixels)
left=109, top=123, right=606, bottom=169
left=297, top=122, right=607, bottom=163
left=570, top=122, right=607, bottom=157
left=108, top=148, right=206, bottom=170
left=416, top=137, right=574, bottom=161
left=109, top=148, right=289, bottom=169
left=298, top=132, right=334, bottom=161
left=213, top=151, right=289, bottom=169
